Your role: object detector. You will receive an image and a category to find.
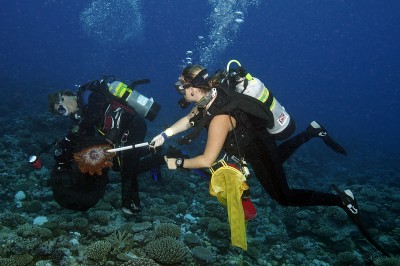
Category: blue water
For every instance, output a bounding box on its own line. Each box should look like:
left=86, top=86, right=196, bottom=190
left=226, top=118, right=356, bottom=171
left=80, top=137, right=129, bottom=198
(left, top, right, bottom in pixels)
left=2, top=0, right=399, bottom=152
left=0, top=0, right=399, bottom=264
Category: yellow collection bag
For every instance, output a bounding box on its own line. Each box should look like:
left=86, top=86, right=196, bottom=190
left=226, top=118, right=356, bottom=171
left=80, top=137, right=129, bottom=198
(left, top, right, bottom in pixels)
left=209, top=160, right=249, bottom=250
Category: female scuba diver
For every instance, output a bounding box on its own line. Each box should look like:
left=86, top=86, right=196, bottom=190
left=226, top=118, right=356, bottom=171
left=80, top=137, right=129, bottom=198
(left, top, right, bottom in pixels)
left=150, top=65, right=390, bottom=257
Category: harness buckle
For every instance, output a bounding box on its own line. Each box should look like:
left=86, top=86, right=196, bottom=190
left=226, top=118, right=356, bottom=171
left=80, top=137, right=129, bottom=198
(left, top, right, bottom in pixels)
left=347, top=204, right=358, bottom=214
left=121, top=131, right=129, bottom=146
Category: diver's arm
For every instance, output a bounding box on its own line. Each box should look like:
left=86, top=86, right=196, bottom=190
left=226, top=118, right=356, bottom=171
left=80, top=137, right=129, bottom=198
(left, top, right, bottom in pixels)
left=166, top=114, right=236, bottom=169
left=151, top=106, right=198, bottom=147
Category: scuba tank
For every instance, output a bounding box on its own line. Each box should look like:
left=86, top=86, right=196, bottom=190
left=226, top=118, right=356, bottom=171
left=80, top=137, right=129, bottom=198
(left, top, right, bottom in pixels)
left=108, top=80, right=160, bottom=121
left=226, top=60, right=295, bottom=141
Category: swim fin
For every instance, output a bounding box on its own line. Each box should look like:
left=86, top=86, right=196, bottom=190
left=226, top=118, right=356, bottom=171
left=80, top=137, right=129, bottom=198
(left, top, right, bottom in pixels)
left=307, top=121, right=347, bottom=155
left=322, top=136, right=347, bottom=155
left=332, top=184, right=391, bottom=257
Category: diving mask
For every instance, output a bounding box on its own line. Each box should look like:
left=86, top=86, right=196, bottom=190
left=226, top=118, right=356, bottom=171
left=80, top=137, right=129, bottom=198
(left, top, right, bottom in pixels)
left=175, top=81, right=191, bottom=95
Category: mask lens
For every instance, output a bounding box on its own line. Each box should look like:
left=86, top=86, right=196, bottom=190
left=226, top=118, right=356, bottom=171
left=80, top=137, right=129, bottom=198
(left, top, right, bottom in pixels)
left=175, top=81, right=190, bottom=95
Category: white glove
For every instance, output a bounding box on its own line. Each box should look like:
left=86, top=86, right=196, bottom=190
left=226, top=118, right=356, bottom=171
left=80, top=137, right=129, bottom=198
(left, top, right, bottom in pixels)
left=151, top=132, right=167, bottom=148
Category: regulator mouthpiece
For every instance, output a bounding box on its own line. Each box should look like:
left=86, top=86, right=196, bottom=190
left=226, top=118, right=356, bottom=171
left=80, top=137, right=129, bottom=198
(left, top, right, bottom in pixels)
left=178, top=97, right=191, bottom=109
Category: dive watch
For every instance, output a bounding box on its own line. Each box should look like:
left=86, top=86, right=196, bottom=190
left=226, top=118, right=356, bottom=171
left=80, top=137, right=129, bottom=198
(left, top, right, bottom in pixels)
left=175, top=158, right=184, bottom=169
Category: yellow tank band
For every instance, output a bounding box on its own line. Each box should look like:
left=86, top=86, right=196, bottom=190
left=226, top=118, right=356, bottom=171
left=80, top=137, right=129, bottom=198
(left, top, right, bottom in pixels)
left=258, top=87, right=270, bottom=103
left=112, top=82, right=132, bottom=98
left=269, top=97, right=277, bottom=111
left=165, top=128, right=174, bottom=137
left=245, top=73, right=253, bottom=81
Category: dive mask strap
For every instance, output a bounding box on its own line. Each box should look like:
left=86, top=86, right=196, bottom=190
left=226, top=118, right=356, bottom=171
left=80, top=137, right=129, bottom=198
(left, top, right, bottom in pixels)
left=190, top=69, right=209, bottom=87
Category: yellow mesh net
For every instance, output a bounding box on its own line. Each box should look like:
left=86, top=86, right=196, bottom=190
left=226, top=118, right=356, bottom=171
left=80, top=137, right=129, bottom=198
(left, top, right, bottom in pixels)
left=209, top=160, right=249, bottom=250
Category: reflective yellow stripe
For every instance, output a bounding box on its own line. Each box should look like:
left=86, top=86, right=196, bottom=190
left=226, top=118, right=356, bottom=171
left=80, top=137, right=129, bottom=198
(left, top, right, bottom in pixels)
left=114, top=82, right=131, bottom=98
left=270, top=98, right=276, bottom=111
left=115, top=82, right=126, bottom=97
left=245, top=73, right=253, bottom=81
left=257, top=87, right=270, bottom=103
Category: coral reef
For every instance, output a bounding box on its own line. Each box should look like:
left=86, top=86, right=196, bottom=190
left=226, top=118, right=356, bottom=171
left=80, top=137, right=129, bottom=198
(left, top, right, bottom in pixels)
left=49, top=249, right=65, bottom=265
left=154, top=223, right=181, bottom=238
left=144, top=236, right=189, bottom=264
left=106, top=230, right=133, bottom=253
left=86, top=240, right=112, bottom=264
left=131, top=222, right=152, bottom=233
left=0, top=109, right=399, bottom=265
left=336, top=251, right=358, bottom=265
left=373, top=256, right=400, bottom=266
left=120, top=258, right=160, bottom=266
left=191, top=246, right=216, bottom=263
left=184, top=233, right=202, bottom=245
left=89, top=210, right=111, bottom=225
left=72, top=217, right=89, bottom=230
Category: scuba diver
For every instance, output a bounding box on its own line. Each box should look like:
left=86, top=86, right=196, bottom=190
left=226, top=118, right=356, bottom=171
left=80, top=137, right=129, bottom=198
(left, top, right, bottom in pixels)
left=47, top=76, right=165, bottom=214
left=150, top=65, right=390, bottom=257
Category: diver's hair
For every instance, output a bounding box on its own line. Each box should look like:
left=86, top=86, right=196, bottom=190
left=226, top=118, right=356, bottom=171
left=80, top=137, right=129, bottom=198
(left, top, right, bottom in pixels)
left=181, top=65, right=224, bottom=93
left=48, top=90, right=75, bottom=114
left=181, top=65, right=204, bottom=84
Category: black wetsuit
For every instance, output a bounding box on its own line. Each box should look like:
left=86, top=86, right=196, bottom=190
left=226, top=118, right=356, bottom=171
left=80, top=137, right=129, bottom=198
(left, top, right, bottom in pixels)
left=50, top=135, right=110, bottom=211
left=211, top=88, right=391, bottom=257
left=50, top=83, right=164, bottom=211
left=207, top=88, right=342, bottom=207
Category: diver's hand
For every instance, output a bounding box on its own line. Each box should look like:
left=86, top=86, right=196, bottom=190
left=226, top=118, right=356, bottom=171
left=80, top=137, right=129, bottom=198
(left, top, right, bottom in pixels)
left=164, top=156, right=177, bottom=170
left=151, top=132, right=167, bottom=148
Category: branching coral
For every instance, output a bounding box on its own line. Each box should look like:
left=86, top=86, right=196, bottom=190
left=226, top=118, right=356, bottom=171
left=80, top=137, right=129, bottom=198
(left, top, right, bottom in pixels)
left=73, top=144, right=115, bottom=175
left=106, top=230, right=133, bottom=253
left=86, top=240, right=112, bottom=264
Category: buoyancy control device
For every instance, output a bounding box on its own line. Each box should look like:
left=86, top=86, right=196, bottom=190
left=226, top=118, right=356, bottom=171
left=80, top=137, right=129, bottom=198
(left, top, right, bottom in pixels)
left=226, top=60, right=295, bottom=140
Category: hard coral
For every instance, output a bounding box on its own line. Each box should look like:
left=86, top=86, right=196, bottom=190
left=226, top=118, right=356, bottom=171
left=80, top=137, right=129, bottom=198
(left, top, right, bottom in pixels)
left=72, top=217, right=89, bottom=230
left=144, top=236, right=189, bottom=265
left=154, top=223, right=181, bottom=238
left=73, top=144, right=114, bottom=175
left=89, top=210, right=111, bottom=225
left=86, top=240, right=112, bottom=264
left=0, top=257, right=17, bottom=266
left=120, top=258, right=160, bottom=266
left=191, top=246, right=216, bottom=264
left=11, top=254, right=33, bottom=266
left=106, top=230, right=133, bottom=252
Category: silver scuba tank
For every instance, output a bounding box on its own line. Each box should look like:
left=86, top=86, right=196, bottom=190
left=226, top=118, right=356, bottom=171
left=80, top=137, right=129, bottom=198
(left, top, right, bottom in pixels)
left=108, top=81, right=160, bottom=121
left=235, top=77, right=291, bottom=136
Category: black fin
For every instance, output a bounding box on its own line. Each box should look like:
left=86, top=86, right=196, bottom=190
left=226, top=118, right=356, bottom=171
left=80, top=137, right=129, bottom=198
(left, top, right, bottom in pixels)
left=332, top=185, right=391, bottom=257
left=323, top=136, right=347, bottom=155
